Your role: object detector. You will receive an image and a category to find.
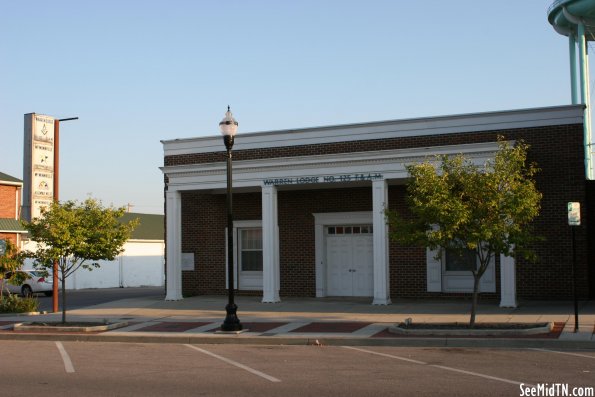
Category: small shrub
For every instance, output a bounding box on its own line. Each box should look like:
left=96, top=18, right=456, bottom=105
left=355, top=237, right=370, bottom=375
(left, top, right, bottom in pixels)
left=0, top=294, right=39, bottom=313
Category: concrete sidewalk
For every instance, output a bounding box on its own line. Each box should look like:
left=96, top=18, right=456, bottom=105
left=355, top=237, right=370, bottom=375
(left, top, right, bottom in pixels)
left=1, top=296, right=594, bottom=348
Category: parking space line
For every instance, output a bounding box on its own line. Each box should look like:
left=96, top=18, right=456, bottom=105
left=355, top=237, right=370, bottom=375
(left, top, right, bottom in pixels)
left=529, top=348, right=595, bottom=359
left=184, top=344, right=281, bottom=383
left=55, top=342, right=75, bottom=373
left=342, top=346, right=534, bottom=387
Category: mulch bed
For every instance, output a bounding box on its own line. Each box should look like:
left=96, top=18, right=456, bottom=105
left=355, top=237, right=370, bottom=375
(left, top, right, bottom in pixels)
left=371, top=322, right=566, bottom=339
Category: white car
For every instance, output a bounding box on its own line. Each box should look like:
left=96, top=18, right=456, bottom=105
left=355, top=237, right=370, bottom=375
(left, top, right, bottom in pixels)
left=1, top=270, right=53, bottom=297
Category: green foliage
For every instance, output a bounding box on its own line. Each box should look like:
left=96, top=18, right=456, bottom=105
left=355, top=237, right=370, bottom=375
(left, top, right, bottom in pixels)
left=386, top=138, right=542, bottom=325
left=0, top=294, right=39, bottom=313
left=22, top=198, right=139, bottom=322
left=0, top=239, right=26, bottom=294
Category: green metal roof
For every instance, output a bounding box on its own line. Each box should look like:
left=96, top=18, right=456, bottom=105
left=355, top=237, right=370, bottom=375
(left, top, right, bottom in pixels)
left=0, top=172, right=22, bottom=185
left=0, top=218, right=26, bottom=232
left=120, top=213, right=164, bottom=241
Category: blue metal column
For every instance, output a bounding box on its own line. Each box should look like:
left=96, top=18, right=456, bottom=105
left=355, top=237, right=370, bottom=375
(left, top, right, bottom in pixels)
left=578, top=23, right=593, bottom=179
left=570, top=33, right=579, bottom=104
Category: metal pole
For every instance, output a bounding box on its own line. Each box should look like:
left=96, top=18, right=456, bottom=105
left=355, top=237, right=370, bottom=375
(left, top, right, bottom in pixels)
left=52, top=119, right=60, bottom=312
left=221, top=135, right=242, bottom=332
left=571, top=226, right=579, bottom=332
left=569, top=32, right=578, bottom=105
left=51, top=117, right=78, bottom=313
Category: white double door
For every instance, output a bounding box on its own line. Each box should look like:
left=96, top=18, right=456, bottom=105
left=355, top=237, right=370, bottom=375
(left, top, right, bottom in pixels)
left=326, top=235, right=373, bottom=297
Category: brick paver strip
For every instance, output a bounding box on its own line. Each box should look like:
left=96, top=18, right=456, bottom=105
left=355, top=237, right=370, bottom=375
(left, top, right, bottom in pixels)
left=136, top=322, right=212, bottom=332
left=290, top=322, right=372, bottom=333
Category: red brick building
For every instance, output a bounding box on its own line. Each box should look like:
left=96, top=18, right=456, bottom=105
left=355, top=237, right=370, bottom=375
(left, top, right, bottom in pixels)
left=0, top=171, right=25, bottom=247
left=161, top=105, right=593, bottom=305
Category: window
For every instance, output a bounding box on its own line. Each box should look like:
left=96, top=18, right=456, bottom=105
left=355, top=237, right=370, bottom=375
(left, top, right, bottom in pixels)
left=326, top=225, right=373, bottom=235
left=239, top=228, right=263, bottom=272
left=444, top=249, right=477, bottom=272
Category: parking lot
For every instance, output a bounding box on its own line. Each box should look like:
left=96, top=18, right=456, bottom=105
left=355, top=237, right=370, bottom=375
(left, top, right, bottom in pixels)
left=0, top=342, right=593, bottom=397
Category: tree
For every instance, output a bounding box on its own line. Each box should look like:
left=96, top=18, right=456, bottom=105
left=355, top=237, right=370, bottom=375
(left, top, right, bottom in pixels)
left=22, top=199, right=139, bottom=323
left=386, top=138, right=542, bottom=327
left=0, top=239, right=26, bottom=297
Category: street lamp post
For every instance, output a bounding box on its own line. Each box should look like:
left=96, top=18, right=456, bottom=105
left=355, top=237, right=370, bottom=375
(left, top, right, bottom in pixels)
left=219, top=106, right=242, bottom=332
left=51, top=116, right=78, bottom=312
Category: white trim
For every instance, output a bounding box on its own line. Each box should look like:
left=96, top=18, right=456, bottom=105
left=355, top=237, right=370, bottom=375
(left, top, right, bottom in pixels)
left=0, top=180, right=23, bottom=187
left=313, top=212, right=373, bottom=298
left=262, top=185, right=280, bottom=303
left=372, top=179, right=391, bottom=305
left=165, top=190, right=183, bottom=300
left=225, top=220, right=262, bottom=291
left=162, top=142, right=501, bottom=191
left=163, top=105, right=583, bottom=156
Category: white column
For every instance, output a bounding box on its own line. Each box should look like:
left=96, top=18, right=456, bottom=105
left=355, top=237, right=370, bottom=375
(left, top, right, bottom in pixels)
left=261, top=185, right=281, bottom=303
left=165, top=190, right=183, bottom=300
left=372, top=179, right=391, bottom=305
left=499, top=253, right=517, bottom=308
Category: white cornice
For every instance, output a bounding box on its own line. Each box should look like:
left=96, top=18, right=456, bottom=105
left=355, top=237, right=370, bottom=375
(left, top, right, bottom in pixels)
left=162, top=141, right=501, bottom=191
left=162, top=105, right=583, bottom=157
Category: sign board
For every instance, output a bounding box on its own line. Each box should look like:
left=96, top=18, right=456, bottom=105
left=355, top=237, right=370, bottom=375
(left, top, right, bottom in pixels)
left=0, top=240, right=6, bottom=256
left=23, top=113, right=55, bottom=221
left=568, top=202, right=581, bottom=226
left=263, top=173, right=383, bottom=186
left=181, top=253, right=195, bottom=271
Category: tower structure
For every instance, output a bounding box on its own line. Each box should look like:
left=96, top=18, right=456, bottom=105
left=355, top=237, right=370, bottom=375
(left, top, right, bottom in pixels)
left=549, top=0, right=595, bottom=179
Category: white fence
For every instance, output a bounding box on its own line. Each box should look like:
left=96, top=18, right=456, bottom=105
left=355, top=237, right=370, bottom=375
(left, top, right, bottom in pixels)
left=22, top=240, right=165, bottom=289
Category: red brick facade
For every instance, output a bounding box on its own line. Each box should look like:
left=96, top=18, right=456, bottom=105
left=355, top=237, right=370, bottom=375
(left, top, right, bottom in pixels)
left=166, top=122, right=592, bottom=300
left=0, top=185, right=20, bottom=219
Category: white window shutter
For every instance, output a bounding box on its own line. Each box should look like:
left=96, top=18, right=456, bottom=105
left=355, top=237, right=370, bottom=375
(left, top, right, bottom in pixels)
left=426, top=247, right=442, bottom=292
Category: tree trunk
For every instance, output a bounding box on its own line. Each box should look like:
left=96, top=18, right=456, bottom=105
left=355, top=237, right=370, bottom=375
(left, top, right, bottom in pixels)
left=61, top=275, right=66, bottom=324
left=469, top=273, right=481, bottom=328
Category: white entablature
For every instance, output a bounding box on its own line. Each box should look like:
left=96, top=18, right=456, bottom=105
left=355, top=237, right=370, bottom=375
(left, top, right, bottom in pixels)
left=161, top=141, right=501, bottom=191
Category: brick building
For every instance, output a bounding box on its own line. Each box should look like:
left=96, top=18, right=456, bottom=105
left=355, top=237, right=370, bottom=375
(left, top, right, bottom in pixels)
left=161, top=105, right=594, bottom=305
left=0, top=171, right=25, bottom=247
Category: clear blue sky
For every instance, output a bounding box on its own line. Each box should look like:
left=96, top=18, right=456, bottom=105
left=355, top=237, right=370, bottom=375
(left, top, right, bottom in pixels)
left=0, top=1, right=588, bottom=214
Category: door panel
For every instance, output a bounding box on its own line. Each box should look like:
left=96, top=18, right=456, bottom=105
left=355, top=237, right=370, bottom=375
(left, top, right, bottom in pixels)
left=326, top=236, right=353, bottom=296
left=326, top=234, right=373, bottom=297
left=352, top=235, right=373, bottom=296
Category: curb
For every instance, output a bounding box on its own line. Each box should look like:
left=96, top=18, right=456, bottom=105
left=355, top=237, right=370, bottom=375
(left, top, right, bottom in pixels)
left=388, top=322, right=553, bottom=336
left=0, top=331, right=594, bottom=349
left=13, top=321, right=129, bottom=332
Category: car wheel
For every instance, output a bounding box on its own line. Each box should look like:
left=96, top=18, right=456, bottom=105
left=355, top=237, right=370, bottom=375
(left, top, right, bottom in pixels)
left=21, top=285, right=33, bottom=297
left=44, top=291, right=53, bottom=297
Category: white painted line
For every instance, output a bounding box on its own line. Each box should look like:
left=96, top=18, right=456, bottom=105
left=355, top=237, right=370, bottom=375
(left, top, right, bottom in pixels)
left=264, top=322, right=310, bottom=335
left=351, top=323, right=389, bottom=337
left=529, top=348, right=595, bottom=359
left=107, top=321, right=161, bottom=332
left=342, top=346, right=534, bottom=387
left=342, top=346, right=427, bottom=365
left=185, top=323, right=220, bottom=333
left=185, top=344, right=281, bottom=383
left=55, top=342, right=75, bottom=373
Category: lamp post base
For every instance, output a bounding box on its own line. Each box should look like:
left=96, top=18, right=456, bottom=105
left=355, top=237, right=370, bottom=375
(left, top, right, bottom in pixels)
left=221, top=303, right=242, bottom=332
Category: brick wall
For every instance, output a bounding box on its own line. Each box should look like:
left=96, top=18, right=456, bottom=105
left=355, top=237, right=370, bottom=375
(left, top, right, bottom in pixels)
left=169, top=123, right=589, bottom=300
left=0, top=185, right=19, bottom=218
left=0, top=233, right=18, bottom=245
